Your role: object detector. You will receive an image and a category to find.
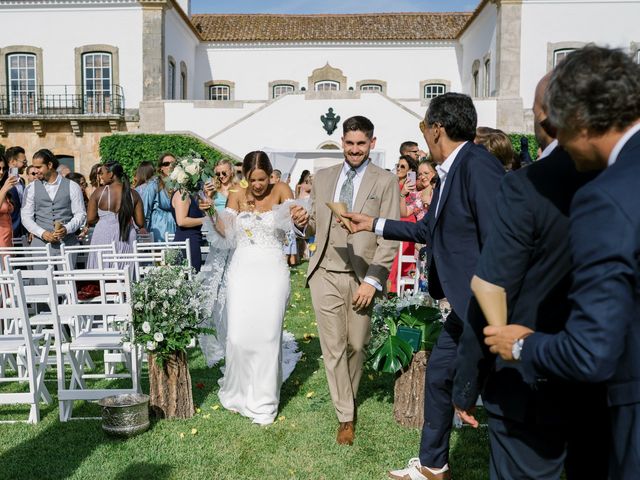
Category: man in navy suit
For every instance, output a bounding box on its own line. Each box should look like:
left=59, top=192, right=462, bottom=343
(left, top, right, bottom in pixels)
left=453, top=73, right=609, bottom=479
left=345, top=93, right=504, bottom=480
left=485, top=46, right=640, bottom=479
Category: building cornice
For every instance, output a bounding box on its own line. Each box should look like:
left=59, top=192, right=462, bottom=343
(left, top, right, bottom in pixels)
left=201, top=39, right=457, bottom=49
left=0, top=0, right=139, bottom=6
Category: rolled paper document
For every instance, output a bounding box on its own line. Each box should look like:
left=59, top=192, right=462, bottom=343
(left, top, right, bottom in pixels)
left=325, top=202, right=353, bottom=233
left=53, top=221, right=62, bottom=231
left=470, top=275, right=507, bottom=327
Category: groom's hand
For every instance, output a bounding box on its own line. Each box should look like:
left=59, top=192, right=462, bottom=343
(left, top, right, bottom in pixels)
left=353, top=282, right=375, bottom=311
left=290, top=205, right=309, bottom=228
left=341, top=212, right=374, bottom=233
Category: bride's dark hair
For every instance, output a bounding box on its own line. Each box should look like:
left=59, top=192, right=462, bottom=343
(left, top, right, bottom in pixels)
left=242, top=151, right=273, bottom=179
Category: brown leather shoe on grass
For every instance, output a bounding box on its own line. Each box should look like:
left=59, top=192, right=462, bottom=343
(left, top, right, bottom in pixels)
left=336, top=421, right=355, bottom=445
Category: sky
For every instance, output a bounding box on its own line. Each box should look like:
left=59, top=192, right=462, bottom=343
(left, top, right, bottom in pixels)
left=190, top=0, right=478, bottom=15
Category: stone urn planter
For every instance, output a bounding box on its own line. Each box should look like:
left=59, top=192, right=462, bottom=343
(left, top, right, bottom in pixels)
left=99, top=393, right=150, bottom=438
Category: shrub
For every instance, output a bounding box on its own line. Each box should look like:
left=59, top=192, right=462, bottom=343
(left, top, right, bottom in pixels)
left=508, top=133, right=539, bottom=162
left=99, top=133, right=225, bottom=177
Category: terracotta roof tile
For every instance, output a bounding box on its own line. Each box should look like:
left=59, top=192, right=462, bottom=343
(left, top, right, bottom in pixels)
left=191, top=13, right=473, bottom=42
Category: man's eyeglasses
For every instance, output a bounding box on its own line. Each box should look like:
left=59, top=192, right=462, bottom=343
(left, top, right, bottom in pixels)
left=161, top=162, right=174, bottom=168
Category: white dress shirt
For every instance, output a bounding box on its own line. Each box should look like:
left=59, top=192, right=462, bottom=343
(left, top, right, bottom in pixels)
left=21, top=173, right=87, bottom=239
left=608, top=121, right=640, bottom=167
left=538, top=139, right=559, bottom=160
left=375, top=141, right=467, bottom=235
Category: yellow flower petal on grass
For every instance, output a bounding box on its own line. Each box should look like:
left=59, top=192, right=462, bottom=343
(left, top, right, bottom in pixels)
left=368, top=374, right=374, bottom=381
left=179, top=432, right=185, bottom=439
left=196, top=407, right=201, bottom=413
left=212, top=404, right=220, bottom=410
left=278, top=416, right=286, bottom=422
left=306, top=391, right=315, bottom=398
left=191, top=428, right=198, bottom=435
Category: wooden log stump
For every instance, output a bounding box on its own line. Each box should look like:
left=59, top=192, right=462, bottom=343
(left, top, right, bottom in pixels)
left=393, top=350, right=429, bottom=428
left=148, top=351, right=194, bottom=419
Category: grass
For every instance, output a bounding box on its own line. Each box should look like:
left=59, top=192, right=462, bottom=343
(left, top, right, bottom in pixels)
left=0, top=262, right=490, bottom=480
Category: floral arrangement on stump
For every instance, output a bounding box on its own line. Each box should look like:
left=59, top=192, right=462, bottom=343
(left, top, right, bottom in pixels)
left=131, top=265, right=214, bottom=419
left=367, top=293, right=443, bottom=428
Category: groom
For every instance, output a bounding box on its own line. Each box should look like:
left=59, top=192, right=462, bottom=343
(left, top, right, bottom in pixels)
left=292, top=115, right=399, bottom=445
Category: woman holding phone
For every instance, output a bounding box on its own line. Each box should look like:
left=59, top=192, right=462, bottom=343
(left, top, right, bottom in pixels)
left=0, top=156, right=19, bottom=248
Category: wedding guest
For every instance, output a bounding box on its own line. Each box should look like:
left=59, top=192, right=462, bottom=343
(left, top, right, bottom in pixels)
left=295, top=170, right=311, bottom=199
left=171, top=185, right=210, bottom=273
left=212, top=159, right=236, bottom=212
left=0, top=156, right=19, bottom=248
left=400, top=140, right=427, bottom=163
left=5, top=146, right=27, bottom=238
left=270, top=169, right=282, bottom=184
left=133, top=161, right=155, bottom=197
left=454, top=73, right=608, bottom=480
left=416, top=160, right=437, bottom=216
left=67, top=173, right=89, bottom=207
left=388, top=154, right=419, bottom=293
left=86, top=162, right=144, bottom=268
left=142, top=153, right=177, bottom=242
left=475, top=127, right=515, bottom=170
left=484, top=45, right=640, bottom=480
left=291, top=116, right=400, bottom=446
left=57, top=164, right=71, bottom=178
left=344, top=94, right=504, bottom=478
left=25, top=165, right=40, bottom=184
left=85, top=163, right=102, bottom=199
left=21, top=149, right=87, bottom=260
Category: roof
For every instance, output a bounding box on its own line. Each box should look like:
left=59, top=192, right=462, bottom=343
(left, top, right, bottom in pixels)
left=190, top=12, right=473, bottom=42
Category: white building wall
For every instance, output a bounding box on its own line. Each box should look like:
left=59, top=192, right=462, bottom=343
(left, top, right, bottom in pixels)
left=458, top=2, right=498, bottom=99
left=520, top=0, right=640, bottom=109
left=195, top=42, right=462, bottom=101
left=164, top=5, right=199, bottom=100
left=0, top=3, right=144, bottom=107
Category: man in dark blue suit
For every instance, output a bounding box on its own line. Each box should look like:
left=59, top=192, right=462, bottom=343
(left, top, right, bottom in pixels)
left=453, top=73, right=609, bottom=479
left=345, top=93, right=504, bottom=479
left=485, top=46, right=640, bottom=479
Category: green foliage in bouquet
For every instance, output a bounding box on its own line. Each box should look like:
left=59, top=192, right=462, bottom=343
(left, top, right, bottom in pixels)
left=368, top=295, right=443, bottom=374
left=130, top=265, right=214, bottom=366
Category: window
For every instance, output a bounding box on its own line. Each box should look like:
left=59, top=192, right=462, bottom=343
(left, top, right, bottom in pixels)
left=423, top=83, right=446, bottom=99
left=180, top=72, right=186, bottom=99
left=7, top=53, right=37, bottom=114
left=209, top=85, right=230, bottom=101
left=315, top=80, right=339, bottom=91
left=472, top=71, right=479, bottom=97
left=273, top=84, right=294, bottom=98
left=83, top=52, right=112, bottom=113
left=360, top=84, right=382, bottom=92
left=168, top=60, right=176, bottom=99
left=553, top=48, right=576, bottom=67
left=484, top=59, right=491, bottom=97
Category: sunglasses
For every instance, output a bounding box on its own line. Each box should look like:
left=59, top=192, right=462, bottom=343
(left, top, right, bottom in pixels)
left=161, top=162, right=174, bottom=167
left=395, top=164, right=408, bottom=170
left=28, top=171, right=37, bottom=176
left=215, top=171, right=228, bottom=177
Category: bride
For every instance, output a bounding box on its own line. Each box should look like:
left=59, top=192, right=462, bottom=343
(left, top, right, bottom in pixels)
left=201, top=151, right=301, bottom=425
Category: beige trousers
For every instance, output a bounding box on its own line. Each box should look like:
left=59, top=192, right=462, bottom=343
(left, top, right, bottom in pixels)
left=309, top=268, right=372, bottom=422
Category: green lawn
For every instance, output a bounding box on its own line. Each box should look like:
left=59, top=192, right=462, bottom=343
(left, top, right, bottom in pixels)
left=0, top=263, right=489, bottom=479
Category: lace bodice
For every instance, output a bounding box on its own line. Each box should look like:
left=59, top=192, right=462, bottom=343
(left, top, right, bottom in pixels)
left=233, top=209, right=285, bottom=249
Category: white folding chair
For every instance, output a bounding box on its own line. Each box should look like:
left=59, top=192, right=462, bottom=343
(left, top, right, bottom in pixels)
left=0, top=243, right=53, bottom=265
left=60, top=242, right=116, bottom=269
left=135, top=239, right=193, bottom=274
left=11, top=235, right=29, bottom=248
left=0, top=270, right=52, bottom=423
left=164, top=232, right=175, bottom=242
left=136, top=231, right=154, bottom=243
left=98, top=251, right=163, bottom=282
left=396, top=242, right=419, bottom=296
left=45, top=267, right=140, bottom=421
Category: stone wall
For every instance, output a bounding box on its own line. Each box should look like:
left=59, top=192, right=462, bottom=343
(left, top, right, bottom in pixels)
left=0, top=120, right=138, bottom=177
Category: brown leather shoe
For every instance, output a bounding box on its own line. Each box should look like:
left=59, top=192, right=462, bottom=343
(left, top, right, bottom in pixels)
left=336, top=421, right=355, bottom=445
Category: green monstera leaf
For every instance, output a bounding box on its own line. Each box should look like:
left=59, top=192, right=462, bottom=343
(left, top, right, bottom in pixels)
left=369, top=334, right=415, bottom=374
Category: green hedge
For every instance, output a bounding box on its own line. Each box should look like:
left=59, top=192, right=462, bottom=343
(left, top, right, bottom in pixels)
left=508, top=133, right=539, bottom=162
left=99, top=134, right=225, bottom=177
left=0, top=143, right=5, bottom=158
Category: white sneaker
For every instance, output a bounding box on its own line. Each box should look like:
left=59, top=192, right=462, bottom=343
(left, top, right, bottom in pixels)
left=388, top=459, right=450, bottom=480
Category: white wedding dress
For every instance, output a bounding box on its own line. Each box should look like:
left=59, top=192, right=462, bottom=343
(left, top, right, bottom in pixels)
left=198, top=202, right=303, bottom=425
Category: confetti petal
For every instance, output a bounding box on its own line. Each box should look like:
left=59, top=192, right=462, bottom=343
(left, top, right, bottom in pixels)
left=306, top=391, right=315, bottom=398
left=191, top=428, right=198, bottom=435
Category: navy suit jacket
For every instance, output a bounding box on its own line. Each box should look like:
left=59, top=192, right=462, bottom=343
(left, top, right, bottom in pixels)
left=382, top=142, right=505, bottom=319
left=453, top=147, right=601, bottom=421
left=521, top=130, right=640, bottom=476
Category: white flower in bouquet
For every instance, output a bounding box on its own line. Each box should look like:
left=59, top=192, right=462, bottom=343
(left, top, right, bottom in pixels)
left=142, top=321, right=151, bottom=334
left=171, top=165, right=187, bottom=184
left=147, top=341, right=157, bottom=351
left=184, top=162, right=200, bottom=176
left=154, top=332, right=164, bottom=342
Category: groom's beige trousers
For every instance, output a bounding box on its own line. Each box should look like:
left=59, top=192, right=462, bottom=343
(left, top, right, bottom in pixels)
left=309, top=267, right=372, bottom=422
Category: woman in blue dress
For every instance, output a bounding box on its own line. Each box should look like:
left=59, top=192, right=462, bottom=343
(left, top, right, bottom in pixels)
left=142, top=153, right=177, bottom=242
left=212, top=158, right=236, bottom=212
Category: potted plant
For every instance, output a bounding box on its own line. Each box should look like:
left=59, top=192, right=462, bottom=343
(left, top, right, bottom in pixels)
left=367, top=293, right=443, bottom=427
left=130, top=264, right=214, bottom=419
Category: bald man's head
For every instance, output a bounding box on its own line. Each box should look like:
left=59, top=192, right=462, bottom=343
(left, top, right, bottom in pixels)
left=533, top=72, right=555, bottom=150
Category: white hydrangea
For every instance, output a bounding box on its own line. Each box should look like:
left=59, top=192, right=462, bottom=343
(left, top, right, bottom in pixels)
left=142, top=322, right=151, bottom=334
left=154, top=332, right=164, bottom=342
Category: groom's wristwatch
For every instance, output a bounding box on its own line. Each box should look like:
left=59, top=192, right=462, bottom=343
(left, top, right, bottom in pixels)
left=371, top=217, right=379, bottom=233
left=512, top=338, right=525, bottom=361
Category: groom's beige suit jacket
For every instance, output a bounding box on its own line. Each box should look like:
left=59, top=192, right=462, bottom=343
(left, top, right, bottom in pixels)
left=305, top=161, right=400, bottom=286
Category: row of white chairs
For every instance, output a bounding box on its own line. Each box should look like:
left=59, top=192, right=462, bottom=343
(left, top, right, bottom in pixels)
left=0, top=267, right=139, bottom=423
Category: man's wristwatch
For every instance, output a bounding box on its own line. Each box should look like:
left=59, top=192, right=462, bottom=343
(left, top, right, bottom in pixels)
left=371, top=217, right=379, bottom=233
left=512, top=338, right=525, bottom=361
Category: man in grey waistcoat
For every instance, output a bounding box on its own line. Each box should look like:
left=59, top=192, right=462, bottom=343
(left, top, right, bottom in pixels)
left=21, top=149, right=86, bottom=266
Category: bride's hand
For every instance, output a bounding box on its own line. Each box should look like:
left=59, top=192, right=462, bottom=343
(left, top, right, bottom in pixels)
left=290, top=205, right=309, bottom=228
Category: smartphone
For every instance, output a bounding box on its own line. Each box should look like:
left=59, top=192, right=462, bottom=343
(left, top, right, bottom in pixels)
left=406, top=171, right=416, bottom=184
left=9, top=167, right=19, bottom=178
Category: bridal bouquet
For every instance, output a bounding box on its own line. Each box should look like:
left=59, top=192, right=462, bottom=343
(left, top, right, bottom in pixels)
left=166, top=151, right=215, bottom=198
left=129, top=265, right=215, bottom=365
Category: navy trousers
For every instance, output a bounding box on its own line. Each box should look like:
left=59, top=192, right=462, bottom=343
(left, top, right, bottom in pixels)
left=418, top=313, right=463, bottom=468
